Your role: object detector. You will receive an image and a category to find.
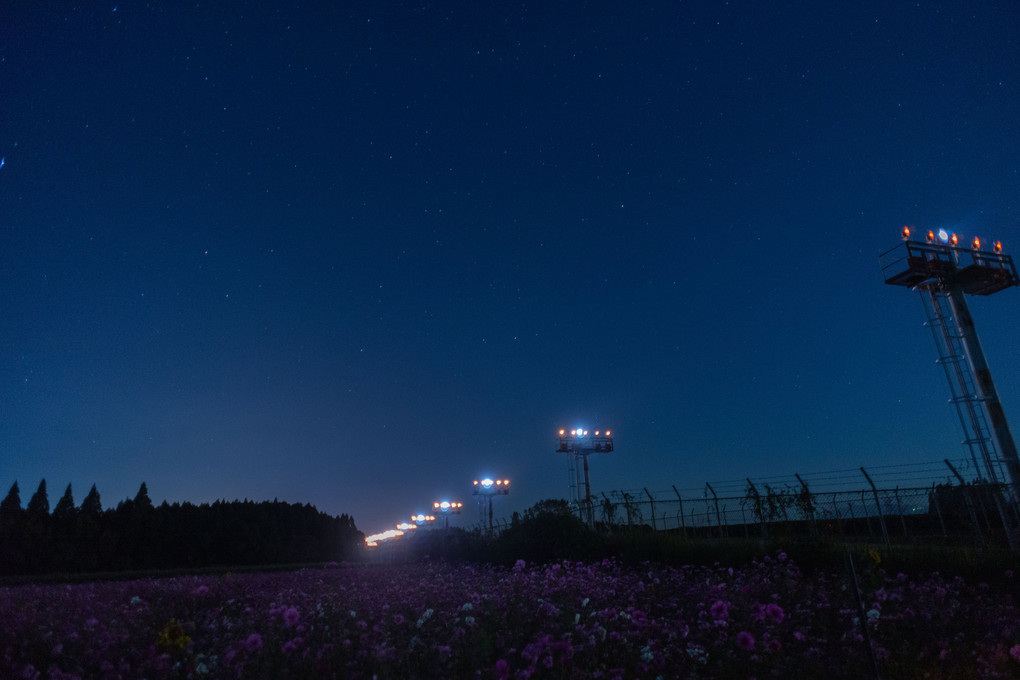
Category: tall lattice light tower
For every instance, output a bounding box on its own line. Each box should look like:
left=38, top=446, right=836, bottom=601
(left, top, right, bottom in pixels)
left=880, top=227, right=1020, bottom=512
left=558, top=428, right=613, bottom=527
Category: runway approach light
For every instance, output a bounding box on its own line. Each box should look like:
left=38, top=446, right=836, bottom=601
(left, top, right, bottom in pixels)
left=364, top=528, right=405, bottom=546
left=473, top=478, right=510, bottom=495
left=433, top=501, right=464, bottom=512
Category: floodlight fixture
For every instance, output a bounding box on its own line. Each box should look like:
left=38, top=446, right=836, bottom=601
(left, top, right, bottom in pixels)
left=473, top=478, right=510, bottom=495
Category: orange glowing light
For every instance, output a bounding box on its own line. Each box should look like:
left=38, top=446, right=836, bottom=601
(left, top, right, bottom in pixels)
left=926, top=230, right=935, bottom=243
left=950, top=233, right=958, bottom=246
left=901, top=225, right=911, bottom=240
left=995, top=241, right=1003, bottom=254
left=972, top=237, right=981, bottom=250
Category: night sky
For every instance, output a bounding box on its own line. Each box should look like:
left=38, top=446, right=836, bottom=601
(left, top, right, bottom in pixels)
left=3, top=2, right=1020, bottom=537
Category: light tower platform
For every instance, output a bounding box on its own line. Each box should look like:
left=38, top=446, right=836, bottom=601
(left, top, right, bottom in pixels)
left=881, top=235, right=1018, bottom=295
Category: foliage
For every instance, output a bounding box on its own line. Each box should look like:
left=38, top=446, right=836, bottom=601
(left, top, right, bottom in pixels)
left=493, top=504, right=602, bottom=565
left=26, top=479, right=49, bottom=517
left=0, top=480, right=366, bottom=577
left=2, top=553, right=1018, bottom=679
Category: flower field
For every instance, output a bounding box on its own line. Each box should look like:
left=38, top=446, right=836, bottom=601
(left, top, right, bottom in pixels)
left=2, top=553, right=1018, bottom=679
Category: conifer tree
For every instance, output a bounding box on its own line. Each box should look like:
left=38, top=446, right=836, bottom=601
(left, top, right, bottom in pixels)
left=53, top=483, right=76, bottom=519
left=134, top=482, right=153, bottom=511
left=81, top=484, right=102, bottom=516
left=0, top=481, right=22, bottom=519
left=27, top=479, right=49, bottom=517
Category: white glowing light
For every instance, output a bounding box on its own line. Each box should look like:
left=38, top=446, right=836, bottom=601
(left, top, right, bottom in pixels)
left=938, top=229, right=949, bottom=243
left=365, top=528, right=405, bottom=544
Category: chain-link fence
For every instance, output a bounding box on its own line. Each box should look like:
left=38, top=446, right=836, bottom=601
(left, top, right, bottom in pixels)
left=499, top=459, right=1020, bottom=550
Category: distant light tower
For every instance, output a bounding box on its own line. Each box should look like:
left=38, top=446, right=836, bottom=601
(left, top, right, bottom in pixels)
left=558, top=428, right=613, bottom=527
left=472, top=478, right=509, bottom=534
left=432, top=500, right=464, bottom=528
left=881, top=227, right=1020, bottom=512
left=411, top=513, right=436, bottom=528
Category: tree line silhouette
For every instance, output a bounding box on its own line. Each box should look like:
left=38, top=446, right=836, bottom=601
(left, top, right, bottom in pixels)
left=0, top=480, right=365, bottom=576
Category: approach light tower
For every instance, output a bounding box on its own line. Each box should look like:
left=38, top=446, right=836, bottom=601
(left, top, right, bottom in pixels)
left=472, top=478, right=509, bottom=534
left=558, top=428, right=613, bottom=527
left=432, top=500, right=463, bottom=528
left=880, top=227, right=1020, bottom=511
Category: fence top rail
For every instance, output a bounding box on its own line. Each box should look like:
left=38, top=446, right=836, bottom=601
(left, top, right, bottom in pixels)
left=624, top=458, right=984, bottom=500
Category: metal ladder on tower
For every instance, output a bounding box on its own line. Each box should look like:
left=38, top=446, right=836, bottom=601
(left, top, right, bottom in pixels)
left=920, top=286, right=1004, bottom=484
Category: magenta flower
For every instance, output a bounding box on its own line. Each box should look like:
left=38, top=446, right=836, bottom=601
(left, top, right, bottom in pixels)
left=245, top=633, right=263, bottom=652
left=710, top=600, right=729, bottom=619
left=1010, top=644, right=1020, bottom=662
left=736, top=631, right=755, bottom=651
left=765, top=603, right=785, bottom=623
left=283, top=606, right=300, bottom=627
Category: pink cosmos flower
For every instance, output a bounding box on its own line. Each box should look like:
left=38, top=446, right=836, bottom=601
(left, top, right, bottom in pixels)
left=710, top=600, right=729, bottom=619
left=765, top=603, right=785, bottom=623
left=245, top=633, right=263, bottom=652
left=736, top=631, right=755, bottom=651
left=1010, top=644, right=1020, bottom=662
left=283, top=606, right=300, bottom=627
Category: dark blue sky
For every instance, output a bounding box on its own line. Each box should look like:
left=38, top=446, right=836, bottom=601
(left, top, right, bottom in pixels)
left=3, top=2, right=1019, bottom=536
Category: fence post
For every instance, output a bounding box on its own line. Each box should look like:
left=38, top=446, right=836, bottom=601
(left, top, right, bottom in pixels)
left=833, top=496, right=843, bottom=535
left=795, top=473, right=818, bottom=537
left=706, top=483, right=725, bottom=537
left=644, top=488, right=657, bottom=531
left=945, top=459, right=986, bottom=551
left=746, top=478, right=768, bottom=538
left=929, top=483, right=948, bottom=538
left=893, top=487, right=908, bottom=538
left=622, top=492, right=635, bottom=529
left=860, top=467, right=891, bottom=549
left=672, top=485, right=687, bottom=537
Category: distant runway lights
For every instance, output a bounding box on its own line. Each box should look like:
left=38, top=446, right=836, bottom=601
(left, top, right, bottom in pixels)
left=364, top=528, right=405, bottom=547
left=411, top=513, right=436, bottom=525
